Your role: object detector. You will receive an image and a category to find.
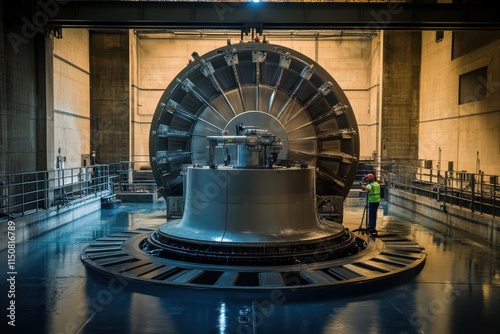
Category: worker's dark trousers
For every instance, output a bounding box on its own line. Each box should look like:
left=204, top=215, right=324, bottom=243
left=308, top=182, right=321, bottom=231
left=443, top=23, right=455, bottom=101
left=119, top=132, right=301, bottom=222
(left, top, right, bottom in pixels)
left=368, top=201, right=380, bottom=230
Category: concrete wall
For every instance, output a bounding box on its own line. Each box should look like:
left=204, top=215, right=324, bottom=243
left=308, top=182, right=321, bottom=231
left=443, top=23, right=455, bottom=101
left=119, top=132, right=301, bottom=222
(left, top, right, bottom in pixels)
left=90, top=32, right=130, bottom=164
left=1, top=23, right=93, bottom=174
left=388, top=188, right=499, bottom=246
left=1, top=16, right=91, bottom=176
left=0, top=4, right=49, bottom=174
left=130, top=33, right=377, bottom=163
left=364, top=33, right=382, bottom=161
left=313, top=34, right=376, bottom=159
left=381, top=31, right=421, bottom=166
left=419, top=31, right=500, bottom=175
left=53, top=28, right=90, bottom=168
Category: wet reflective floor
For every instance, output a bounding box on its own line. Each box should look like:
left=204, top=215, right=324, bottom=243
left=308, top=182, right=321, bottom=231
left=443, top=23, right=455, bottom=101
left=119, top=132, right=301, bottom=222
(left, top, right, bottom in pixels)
left=1, top=201, right=499, bottom=334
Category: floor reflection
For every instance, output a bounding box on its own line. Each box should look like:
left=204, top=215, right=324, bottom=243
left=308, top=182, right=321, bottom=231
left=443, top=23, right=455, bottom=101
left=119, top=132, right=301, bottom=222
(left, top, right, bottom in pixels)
left=0, top=201, right=499, bottom=334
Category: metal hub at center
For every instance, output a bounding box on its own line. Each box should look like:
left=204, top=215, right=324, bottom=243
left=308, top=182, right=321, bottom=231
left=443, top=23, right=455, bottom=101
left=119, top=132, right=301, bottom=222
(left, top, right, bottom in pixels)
left=224, top=111, right=289, bottom=161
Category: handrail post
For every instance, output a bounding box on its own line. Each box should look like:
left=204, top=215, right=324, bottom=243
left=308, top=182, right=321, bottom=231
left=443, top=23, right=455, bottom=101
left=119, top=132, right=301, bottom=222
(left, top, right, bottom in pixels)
left=21, top=173, right=25, bottom=216
left=443, top=171, right=448, bottom=212
left=479, top=172, right=483, bottom=214
left=459, top=177, right=462, bottom=209
left=6, top=176, right=11, bottom=216
left=493, top=176, right=497, bottom=218
left=45, top=171, right=49, bottom=210
left=470, top=174, right=475, bottom=213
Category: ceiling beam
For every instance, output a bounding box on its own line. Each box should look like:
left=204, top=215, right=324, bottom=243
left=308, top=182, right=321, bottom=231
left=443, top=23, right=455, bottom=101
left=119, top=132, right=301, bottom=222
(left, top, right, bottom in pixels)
left=45, top=1, right=500, bottom=31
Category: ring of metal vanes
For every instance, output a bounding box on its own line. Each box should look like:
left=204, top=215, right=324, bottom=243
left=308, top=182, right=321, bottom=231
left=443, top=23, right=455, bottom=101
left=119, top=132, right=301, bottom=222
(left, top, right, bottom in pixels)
left=81, top=228, right=426, bottom=292
left=143, top=228, right=363, bottom=266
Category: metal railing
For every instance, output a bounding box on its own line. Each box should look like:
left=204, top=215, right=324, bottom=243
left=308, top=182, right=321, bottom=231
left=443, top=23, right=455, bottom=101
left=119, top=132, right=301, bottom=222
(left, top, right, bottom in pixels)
left=0, top=165, right=112, bottom=221
left=108, top=155, right=156, bottom=195
left=387, top=165, right=500, bottom=218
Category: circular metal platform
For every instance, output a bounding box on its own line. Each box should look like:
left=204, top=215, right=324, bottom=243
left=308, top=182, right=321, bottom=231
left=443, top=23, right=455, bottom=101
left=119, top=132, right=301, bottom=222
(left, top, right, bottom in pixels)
left=81, top=228, right=426, bottom=293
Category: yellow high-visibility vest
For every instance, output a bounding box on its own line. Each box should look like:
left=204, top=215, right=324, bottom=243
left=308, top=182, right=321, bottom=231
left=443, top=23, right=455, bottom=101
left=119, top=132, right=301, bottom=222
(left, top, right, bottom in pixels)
left=366, top=182, right=381, bottom=203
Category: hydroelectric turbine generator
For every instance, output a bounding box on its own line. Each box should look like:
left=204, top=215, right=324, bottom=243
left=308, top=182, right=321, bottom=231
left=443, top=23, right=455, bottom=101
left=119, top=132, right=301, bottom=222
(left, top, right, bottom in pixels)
left=82, top=41, right=425, bottom=294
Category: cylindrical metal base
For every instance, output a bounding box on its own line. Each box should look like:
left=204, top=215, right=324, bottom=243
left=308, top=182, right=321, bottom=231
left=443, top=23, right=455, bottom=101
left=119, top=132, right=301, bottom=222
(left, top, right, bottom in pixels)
left=160, top=166, right=343, bottom=243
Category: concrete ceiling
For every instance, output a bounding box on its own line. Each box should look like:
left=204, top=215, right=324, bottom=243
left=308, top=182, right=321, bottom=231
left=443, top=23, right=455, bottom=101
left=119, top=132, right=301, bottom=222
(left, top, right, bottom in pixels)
left=45, top=1, right=500, bottom=31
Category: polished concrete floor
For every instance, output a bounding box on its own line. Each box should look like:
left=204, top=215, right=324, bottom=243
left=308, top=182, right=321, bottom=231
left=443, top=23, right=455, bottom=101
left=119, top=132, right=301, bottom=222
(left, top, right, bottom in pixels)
left=1, top=200, right=499, bottom=334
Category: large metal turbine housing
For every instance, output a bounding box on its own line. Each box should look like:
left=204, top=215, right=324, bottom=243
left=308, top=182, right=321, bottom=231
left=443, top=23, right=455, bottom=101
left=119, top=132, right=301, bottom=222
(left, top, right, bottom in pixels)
left=149, top=41, right=360, bottom=200
left=147, top=40, right=361, bottom=265
left=80, top=41, right=426, bottom=294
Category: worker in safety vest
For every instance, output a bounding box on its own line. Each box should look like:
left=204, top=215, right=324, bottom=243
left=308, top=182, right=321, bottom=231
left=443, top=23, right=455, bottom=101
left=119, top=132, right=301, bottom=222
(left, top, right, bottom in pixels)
left=361, top=173, right=381, bottom=235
